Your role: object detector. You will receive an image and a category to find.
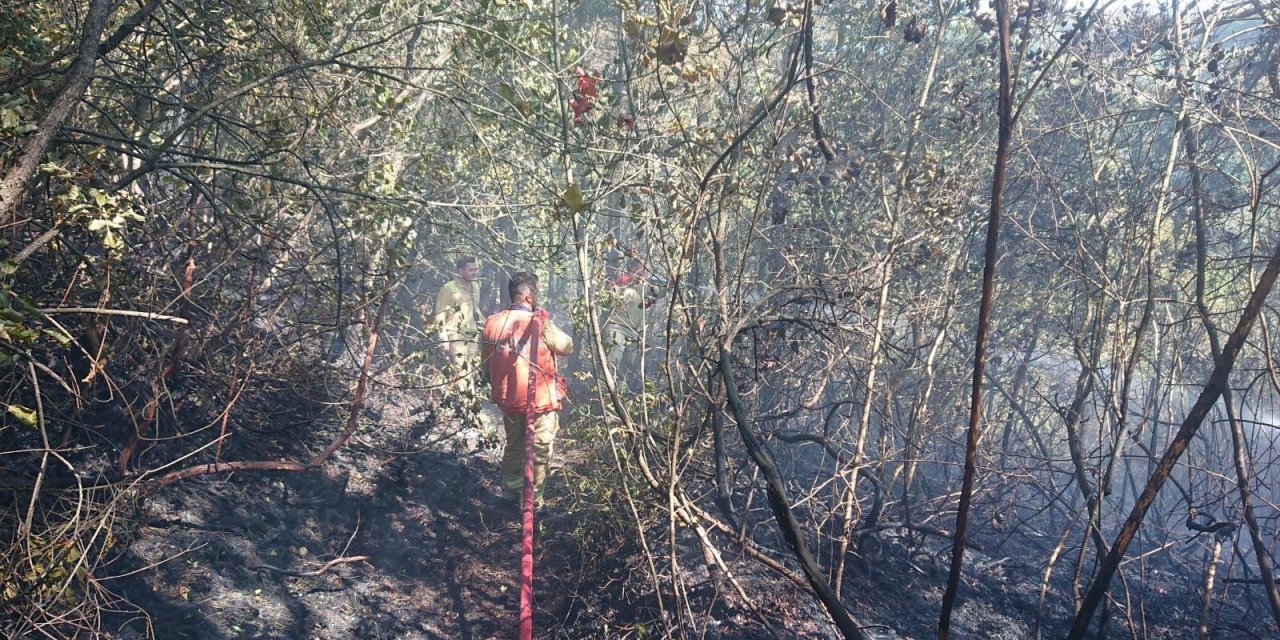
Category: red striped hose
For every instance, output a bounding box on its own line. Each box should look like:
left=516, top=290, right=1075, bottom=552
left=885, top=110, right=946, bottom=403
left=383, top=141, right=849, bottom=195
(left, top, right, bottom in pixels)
left=519, top=309, right=547, bottom=640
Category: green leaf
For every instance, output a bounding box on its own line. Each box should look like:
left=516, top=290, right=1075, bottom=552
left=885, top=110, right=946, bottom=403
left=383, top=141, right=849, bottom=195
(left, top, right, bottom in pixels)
left=42, top=328, right=71, bottom=347
left=563, top=183, right=587, bottom=214
left=13, top=293, right=38, bottom=314
left=38, top=162, right=72, bottom=179
left=7, top=404, right=37, bottom=427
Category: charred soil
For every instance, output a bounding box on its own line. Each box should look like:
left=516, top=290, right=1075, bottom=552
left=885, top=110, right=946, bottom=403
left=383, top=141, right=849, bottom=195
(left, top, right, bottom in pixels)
left=83, top=387, right=1272, bottom=640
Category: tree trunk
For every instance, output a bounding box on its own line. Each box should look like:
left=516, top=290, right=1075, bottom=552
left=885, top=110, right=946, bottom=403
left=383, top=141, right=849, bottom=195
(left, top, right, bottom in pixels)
left=0, top=0, right=113, bottom=223
left=938, top=1, right=1013, bottom=637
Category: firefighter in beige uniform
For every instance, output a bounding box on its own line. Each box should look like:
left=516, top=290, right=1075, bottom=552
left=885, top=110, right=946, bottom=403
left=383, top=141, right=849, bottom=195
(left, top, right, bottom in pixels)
left=604, top=260, right=654, bottom=382
left=433, top=256, right=484, bottom=387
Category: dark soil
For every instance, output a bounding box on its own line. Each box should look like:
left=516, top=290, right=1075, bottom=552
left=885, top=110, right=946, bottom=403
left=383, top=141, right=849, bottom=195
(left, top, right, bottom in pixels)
left=101, top=388, right=787, bottom=640
left=94, top=386, right=1274, bottom=640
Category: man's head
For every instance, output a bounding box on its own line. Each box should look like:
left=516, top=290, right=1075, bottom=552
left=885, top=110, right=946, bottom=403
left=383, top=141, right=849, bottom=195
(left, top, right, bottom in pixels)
left=455, top=256, right=479, bottom=283
left=508, top=271, right=539, bottom=306
left=612, top=258, right=646, bottom=287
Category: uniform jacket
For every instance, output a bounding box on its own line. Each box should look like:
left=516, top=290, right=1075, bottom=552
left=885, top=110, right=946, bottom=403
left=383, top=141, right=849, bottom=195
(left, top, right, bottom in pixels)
left=434, top=278, right=483, bottom=342
left=606, top=281, right=644, bottom=339
left=481, top=304, right=573, bottom=415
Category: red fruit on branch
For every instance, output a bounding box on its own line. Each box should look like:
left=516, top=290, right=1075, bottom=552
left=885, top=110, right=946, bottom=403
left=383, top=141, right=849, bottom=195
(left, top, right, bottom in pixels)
left=570, top=67, right=600, bottom=123
left=569, top=97, right=593, bottom=122
left=575, top=67, right=599, bottom=97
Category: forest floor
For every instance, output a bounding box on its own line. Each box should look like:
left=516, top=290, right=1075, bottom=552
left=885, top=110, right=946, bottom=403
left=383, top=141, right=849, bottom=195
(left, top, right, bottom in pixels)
left=99, top=383, right=1272, bottom=640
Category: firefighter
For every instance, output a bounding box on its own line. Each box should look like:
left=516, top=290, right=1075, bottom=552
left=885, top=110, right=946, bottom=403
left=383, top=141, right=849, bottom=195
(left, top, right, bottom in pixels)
left=480, top=271, right=573, bottom=504
left=604, top=258, right=659, bottom=384
left=431, top=256, right=484, bottom=390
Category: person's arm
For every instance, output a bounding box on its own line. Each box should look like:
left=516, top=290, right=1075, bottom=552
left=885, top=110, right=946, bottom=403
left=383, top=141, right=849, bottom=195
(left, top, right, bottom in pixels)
left=479, top=323, right=494, bottom=385
left=434, top=284, right=458, bottom=342
left=641, top=279, right=662, bottom=308
left=541, top=318, right=573, bottom=356
left=471, top=287, right=485, bottom=327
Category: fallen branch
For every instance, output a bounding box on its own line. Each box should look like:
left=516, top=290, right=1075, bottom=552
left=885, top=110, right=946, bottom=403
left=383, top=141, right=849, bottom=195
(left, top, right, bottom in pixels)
left=38, top=307, right=189, bottom=325
left=154, top=460, right=310, bottom=488
left=862, top=521, right=984, bottom=551
left=253, top=555, right=369, bottom=578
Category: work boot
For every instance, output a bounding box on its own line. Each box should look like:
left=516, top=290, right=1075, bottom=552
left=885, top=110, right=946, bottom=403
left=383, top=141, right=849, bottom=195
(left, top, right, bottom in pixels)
left=501, top=485, right=522, bottom=506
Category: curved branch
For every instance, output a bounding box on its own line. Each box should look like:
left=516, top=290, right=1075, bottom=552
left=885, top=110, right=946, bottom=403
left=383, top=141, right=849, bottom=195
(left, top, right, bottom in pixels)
left=719, top=346, right=871, bottom=640
left=801, top=0, right=834, bottom=162
left=0, top=0, right=114, bottom=222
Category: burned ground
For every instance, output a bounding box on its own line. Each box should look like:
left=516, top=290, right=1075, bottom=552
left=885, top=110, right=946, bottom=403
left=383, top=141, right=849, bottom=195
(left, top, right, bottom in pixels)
left=65, top=384, right=1269, bottom=640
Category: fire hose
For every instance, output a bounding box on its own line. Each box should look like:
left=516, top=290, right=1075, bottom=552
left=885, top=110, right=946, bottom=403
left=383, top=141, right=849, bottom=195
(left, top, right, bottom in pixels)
left=519, top=308, right=547, bottom=640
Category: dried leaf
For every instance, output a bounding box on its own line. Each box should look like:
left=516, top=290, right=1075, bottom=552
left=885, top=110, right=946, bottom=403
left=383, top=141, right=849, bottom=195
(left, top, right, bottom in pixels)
left=7, top=404, right=37, bottom=427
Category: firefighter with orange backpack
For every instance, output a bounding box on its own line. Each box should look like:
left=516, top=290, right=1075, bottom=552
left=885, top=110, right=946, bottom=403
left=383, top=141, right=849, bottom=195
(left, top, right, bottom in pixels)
left=480, top=271, right=573, bottom=506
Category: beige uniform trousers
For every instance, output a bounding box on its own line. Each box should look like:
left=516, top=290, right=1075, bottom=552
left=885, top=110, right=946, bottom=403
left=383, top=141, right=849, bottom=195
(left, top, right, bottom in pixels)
left=501, top=411, right=559, bottom=500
